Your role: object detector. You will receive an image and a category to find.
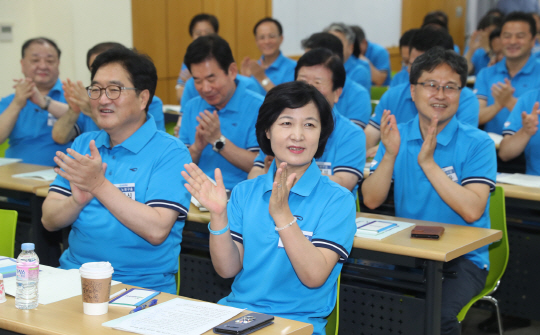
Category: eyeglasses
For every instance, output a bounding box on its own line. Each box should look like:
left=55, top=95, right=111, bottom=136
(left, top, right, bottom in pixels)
left=86, top=85, right=138, bottom=100
left=416, top=81, right=462, bottom=97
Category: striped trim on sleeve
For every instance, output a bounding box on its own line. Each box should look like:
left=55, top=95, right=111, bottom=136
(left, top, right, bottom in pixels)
left=146, top=200, right=188, bottom=220
left=230, top=230, right=243, bottom=244
left=253, top=161, right=265, bottom=168
left=352, top=120, right=367, bottom=129
left=312, top=238, right=350, bottom=263
left=49, top=185, right=72, bottom=197
left=502, top=130, right=515, bottom=136
left=476, top=94, right=488, bottom=101
left=368, top=119, right=381, bottom=130
left=247, top=146, right=260, bottom=152
left=334, top=166, right=364, bottom=181
left=462, top=177, right=496, bottom=192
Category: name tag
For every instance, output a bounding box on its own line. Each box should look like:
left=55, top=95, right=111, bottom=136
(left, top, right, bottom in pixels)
left=115, top=183, right=136, bottom=200
left=316, top=162, right=332, bottom=175
left=278, top=231, right=313, bottom=248
left=47, top=113, right=57, bottom=127
left=442, top=166, right=458, bottom=183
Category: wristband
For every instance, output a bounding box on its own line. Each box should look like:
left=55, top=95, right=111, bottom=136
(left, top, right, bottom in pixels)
left=42, top=96, right=51, bottom=111
left=208, top=222, right=229, bottom=235
left=275, top=217, right=297, bottom=232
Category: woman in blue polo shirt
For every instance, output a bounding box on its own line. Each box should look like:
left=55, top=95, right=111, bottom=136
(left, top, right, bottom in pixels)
left=182, top=81, right=356, bottom=335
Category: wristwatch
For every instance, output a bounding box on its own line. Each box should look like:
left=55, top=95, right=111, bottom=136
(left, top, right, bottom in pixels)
left=41, top=96, right=51, bottom=111
left=212, top=135, right=226, bottom=153
left=261, top=77, right=271, bottom=87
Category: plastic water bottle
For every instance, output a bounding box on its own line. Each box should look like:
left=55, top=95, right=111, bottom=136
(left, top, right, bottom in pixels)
left=15, top=243, right=39, bottom=309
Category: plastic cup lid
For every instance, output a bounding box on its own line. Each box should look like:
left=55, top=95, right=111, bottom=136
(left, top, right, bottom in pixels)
left=21, top=243, right=35, bottom=251
left=79, top=262, right=114, bottom=277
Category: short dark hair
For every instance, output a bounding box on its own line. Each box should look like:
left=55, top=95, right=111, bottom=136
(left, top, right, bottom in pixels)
left=489, top=28, right=502, bottom=45
left=90, top=48, right=157, bottom=112
left=410, top=47, right=467, bottom=87
left=21, top=37, right=61, bottom=59
left=301, top=33, right=344, bottom=61
left=256, top=81, right=334, bottom=159
left=477, top=14, right=503, bottom=30
left=184, top=35, right=235, bottom=74
left=424, top=10, right=449, bottom=26
left=295, top=48, right=345, bottom=91
left=503, top=11, right=537, bottom=36
left=253, top=17, right=283, bottom=36
left=86, top=42, right=126, bottom=69
left=189, top=14, right=219, bottom=37
left=409, top=26, right=454, bottom=53
left=323, top=23, right=355, bottom=45
left=486, top=8, right=505, bottom=18
left=421, top=17, right=448, bottom=31
left=399, top=29, right=419, bottom=49
left=350, top=25, right=366, bottom=58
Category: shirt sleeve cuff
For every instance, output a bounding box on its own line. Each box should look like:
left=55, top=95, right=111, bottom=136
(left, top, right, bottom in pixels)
left=146, top=200, right=188, bottom=220
left=312, top=238, right=350, bottom=263
left=49, top=185, right=72, bottom=197
left=461, top=177, right=496, bottom=192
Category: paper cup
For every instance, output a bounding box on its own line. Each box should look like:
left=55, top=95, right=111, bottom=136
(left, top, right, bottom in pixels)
left=79, top=262, right=114, bottom=315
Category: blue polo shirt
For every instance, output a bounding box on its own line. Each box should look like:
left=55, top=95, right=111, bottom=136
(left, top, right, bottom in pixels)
left=254, top=108, right=365, bottom=198
left=390, top=68, right=409, bottom=87
left=365, top=41, right=392, bottom=86
left=176, top=63, right=189, bottom=86
left=369, top=83, right=479, bottom=129
left=344, top=56, right=372, bottom=92
left=75, top=96, right=165, bottom=133
left=219, top=159, right=356, bottom=335
left=502, top=89, right=540, bottom=175
left=181, top=74, right=260, bottom=108
left=472, top=49, right=491, bottom=76
left=249, top=52, right=296, bottom=96
left=335, top=78, right=372, bottom=128
left=475, top=55, right=540, bottom=134
left=370, top=115, right=496, bottom=270
left=49, top=114, right=191, bottom=294
left=0, top=79, right=72, bottom=166
left=180, top=79, right=263, bottom=190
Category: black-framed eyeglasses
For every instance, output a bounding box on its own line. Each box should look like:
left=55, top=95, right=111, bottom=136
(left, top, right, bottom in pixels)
left=416, top=81, right=462, bottom=97
left=86, top=85, right=139, bottom=100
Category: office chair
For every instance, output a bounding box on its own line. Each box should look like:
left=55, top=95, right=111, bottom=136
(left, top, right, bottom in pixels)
left=325, top=273, right=341, bottom=335
left=0, top=209, right=18, bottom=258
left=370, top=86, right=389, bottom=113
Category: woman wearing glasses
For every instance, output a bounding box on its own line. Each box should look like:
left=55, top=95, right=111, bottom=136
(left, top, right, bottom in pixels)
left=182, top=81, right=356, bottom=335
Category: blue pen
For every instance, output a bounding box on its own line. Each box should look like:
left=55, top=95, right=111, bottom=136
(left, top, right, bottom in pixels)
left=129, top=299, right=158, bottom=314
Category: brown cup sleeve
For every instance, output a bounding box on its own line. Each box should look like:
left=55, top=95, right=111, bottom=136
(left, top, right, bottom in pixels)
left=81, top=277, right=112, bottom=303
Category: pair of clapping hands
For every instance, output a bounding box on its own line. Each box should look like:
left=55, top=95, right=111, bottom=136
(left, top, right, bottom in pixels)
left=12, top=78, right=49, bottom=109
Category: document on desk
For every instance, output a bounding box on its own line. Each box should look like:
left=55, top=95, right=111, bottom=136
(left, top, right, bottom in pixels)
left=103, top=297, right=244, bottom=335
left=355, top=217, right=415, bottom=240
left=12, top=168, right=57, bottom=181
left=0, top=158, right=22, bottom=166
left=497, top=173, right=540, bottom=188
left=3, top=263, right=121, bottom=304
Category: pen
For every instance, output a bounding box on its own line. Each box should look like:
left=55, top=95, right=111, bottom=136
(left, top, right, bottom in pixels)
left=109, top=288, right=127, bottom=300
left=129, top=299, right=158, bottom=314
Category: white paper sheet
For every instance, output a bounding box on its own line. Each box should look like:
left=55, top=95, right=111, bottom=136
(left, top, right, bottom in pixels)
left=0, top=158, right=22, bottom=166
left=103, top=298, right=244, bottom=335
left=162, top=105, right=181, bottom=113
left=487, top=132, right=503, bottom=146
left=3, top=264, right=120, bottom=304
left=12, top=169, right=57, bottom=181
left=355, top=217, right=415, bottom=240
left=497, top=173, right=540, bottom=188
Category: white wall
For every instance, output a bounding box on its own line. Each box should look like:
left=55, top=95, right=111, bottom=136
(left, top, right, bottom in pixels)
left=0, top=0, right=132, bottom=97
left=273, top=0, right=402, bottom=56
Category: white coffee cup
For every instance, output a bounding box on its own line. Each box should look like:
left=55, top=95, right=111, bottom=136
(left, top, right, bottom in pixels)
left=79, top=262, right=114, bottom=315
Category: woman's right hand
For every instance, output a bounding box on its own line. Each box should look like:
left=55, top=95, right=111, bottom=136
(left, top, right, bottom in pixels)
left=182, top=163, right=228, bottom=216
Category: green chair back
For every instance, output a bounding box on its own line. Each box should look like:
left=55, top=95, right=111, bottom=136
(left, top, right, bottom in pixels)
left=370, top=86, right=389, bottom=113
left=0, top=209, right=18, bottom=258
left=325, top=273, right=341, bottom=335
left=457, top=186, right=509, bottom=321
left=176, top=255, right=181, bottom=295
left=0, top=141, right=9, bottom=158
left=165, top=122, right=176, bottom=137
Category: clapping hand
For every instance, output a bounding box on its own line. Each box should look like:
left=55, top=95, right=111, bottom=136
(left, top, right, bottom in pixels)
left=418, top=115, right=438, bottom=168
left=268, top=162, right=296, bottom=225
left=380, top=110, right=401, bottom=157
left=182, top=163, right=228, bottom=216
left=522, top=102, right=540, bottom=137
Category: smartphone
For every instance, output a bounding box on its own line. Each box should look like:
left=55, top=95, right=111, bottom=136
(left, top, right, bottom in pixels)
left=213, top=313, right=274, bottom=335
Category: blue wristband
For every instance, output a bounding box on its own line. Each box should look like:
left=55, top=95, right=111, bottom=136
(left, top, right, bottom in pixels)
left=208, top=222, right=229, bottom=235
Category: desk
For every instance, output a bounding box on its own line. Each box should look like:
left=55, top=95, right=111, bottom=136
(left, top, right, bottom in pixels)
left=0, top=163, right=58, bottom=266
left=0, top=285, right=313, bottom=335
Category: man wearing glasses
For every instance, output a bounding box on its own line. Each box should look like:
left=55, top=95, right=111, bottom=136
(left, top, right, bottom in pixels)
left=42, top=48, right=191, bottom=294
left=362, top=47, right=496, bottom=335
left=0, top=37, right=73, bottom=166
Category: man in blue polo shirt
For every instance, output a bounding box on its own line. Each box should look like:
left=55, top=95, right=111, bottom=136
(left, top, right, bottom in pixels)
left=42, top=48, right=191, bottom=294
left=180, top=35, right=263, bottom=190
left=355, top=26, right=391, bottom=86
left=323, top=23, right=371, bottom=92
left=364, top=27, right=479, bottom=155
left=500, top=90, right=540, bottom=174
left=464, top=14, right=502, bottom=76
left=0, top=37, right=73, bottom=166
left=363, top=47, right=496, bottom=335
left=301, top=32, right=371, bottom=128
left=475, top=12, right=540, bottom=135
left=51, top=42, right=166, bottom=145
left=248, top=48, right=366, bottom=198
left=390, top=29, right=419, bottom=88
left=240, top=17, right=296, bottom=96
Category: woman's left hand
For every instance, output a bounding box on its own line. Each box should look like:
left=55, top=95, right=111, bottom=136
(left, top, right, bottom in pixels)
left=269, top=162, right=296, bottom=225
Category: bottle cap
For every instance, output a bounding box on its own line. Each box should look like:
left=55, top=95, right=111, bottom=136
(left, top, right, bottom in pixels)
left=21, top=243, right=35, bottom=251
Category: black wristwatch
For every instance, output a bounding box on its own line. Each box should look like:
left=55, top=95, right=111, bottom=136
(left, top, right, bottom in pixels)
left=212, top=135, right=226, bottom=153
left=41, top=96, right=51, bottom=111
